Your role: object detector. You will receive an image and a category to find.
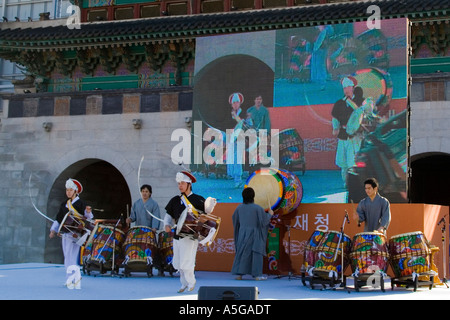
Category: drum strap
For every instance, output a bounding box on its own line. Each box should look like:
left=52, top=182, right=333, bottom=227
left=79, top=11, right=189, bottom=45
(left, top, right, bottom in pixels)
left=345, top=97, right=359, bottom=111
left=180, top=195, right=200, bottom=218
left=67, top=199, right=83, bottom=219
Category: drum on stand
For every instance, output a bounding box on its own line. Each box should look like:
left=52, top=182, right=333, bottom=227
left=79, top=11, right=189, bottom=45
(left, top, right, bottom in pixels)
left=247, top=168, right=302, bottom=277
left=389, top=231, right=433, bottom=280
left=158, top=231, right=176, bottom=276
left=313, top=230, right=351, bottom=279
left=122, top=226, right=157, bottom=277
left=244, top=167, right=303, bottom=215
left=276, top=169, right=303, bottom=215
left=302, top=229, right=327, bottom=272
left=83, top=224, right=125, bottom=273
left=350, top=232, right=389, bottom=278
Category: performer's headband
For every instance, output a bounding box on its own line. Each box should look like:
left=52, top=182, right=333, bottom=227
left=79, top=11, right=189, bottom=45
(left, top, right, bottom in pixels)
left=66, top=178, right=82, bottom=193
left=176, top=171, right=196, bottom=184
left=229, top=92, right=244, bottom=105
left=341, top=76, right=357, bottom=88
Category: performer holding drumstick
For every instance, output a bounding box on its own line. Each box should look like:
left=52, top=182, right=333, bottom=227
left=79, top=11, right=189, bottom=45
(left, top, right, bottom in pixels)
left=164, top=171, right=216, bottom=293
left=231, top=187, right=273, bottom=281
left=126, top=184, right=161, bottom=231
left=49, top=178, right=93, bottom=284
left=331, top=76, right=365, bottom=188
left=352, top=177, right=391, bottom=234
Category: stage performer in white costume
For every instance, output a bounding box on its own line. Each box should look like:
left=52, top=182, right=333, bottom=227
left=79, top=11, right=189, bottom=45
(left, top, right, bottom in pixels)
left=49, top=179, right=93, bottom=282
left=164, top=171, right=216, bottom=293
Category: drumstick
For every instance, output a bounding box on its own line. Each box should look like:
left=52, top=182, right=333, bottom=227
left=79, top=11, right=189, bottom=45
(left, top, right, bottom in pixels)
left=112, top=227, right=116, bottom=272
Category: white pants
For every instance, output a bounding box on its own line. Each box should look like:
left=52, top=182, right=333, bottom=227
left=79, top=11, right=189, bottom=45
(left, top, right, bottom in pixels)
left=173, top=237, right=198, bottom=288
left=62, top=234, right=81, bottom=278
left=335, top=136, right=362, bottom=184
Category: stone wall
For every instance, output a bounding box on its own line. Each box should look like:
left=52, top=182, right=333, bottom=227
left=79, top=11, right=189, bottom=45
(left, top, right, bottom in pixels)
left=410, top=77, right=450, bottom=158
left=410, top=100, right=450, bottom=158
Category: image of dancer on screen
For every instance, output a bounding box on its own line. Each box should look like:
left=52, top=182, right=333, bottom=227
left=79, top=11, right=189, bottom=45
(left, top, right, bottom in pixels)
left=331, top=76, right=364, bottom=187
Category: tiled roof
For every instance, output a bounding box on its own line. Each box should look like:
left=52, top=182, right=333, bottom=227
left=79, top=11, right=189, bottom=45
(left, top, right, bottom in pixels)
left=0, top=0, right=448, bottom=51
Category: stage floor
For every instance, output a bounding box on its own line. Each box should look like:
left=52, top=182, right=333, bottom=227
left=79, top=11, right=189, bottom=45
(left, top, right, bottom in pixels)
left=0, top=263, right=448, bottom=301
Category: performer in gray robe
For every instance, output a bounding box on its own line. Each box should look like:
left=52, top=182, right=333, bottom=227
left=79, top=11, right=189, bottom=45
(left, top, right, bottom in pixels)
left=127, top=184, right=161, bottom=230
left=355, top=177, right=391, bottom=233
left=231, top=187, right=273, bottom=280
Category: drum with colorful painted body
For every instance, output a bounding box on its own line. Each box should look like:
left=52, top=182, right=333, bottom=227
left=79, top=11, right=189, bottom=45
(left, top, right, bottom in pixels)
left=313, top=230, right=351, bottom=278
left=158, top=230, right=176, bottom=275
left=277, top=128, right=306, bottom=174
left=350, top=231, right=389, bottom=276
left=352, top=67, right=393, bottom=116
left=86, top=224, right=125, bottom=266
left=245, top=167, right=303, bottom=215
left=123, top=226, right=157, bottom=266
left=389, top=231, right=432, bottom=279
left=58, top=211, right=95, bottom=245
left=303, top=228, right=327, bottom=271
left=176, top=210, right=221, bottom=246
left=356, top=28, right=389, bottom=69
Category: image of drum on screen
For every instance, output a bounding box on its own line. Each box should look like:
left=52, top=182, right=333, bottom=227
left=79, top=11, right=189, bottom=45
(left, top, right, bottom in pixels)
left=352, top=67, right=393, bottom=116
left=244, top=167, right=303, bottom=215
left=275, top=128, right=306, bottom=175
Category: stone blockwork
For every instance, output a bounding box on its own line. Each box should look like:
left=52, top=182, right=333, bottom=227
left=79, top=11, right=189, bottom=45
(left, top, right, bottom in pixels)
left=410, top=76, right=450, bottom=158
left=410, top=100, right=450, bottom=158
left=54, top=97, right=70, bottom=116
left=123, top=94, right=140, bottom=113
left=86, top=95, right=102, bottom=115
left=7, top=88, right=191, bottom=118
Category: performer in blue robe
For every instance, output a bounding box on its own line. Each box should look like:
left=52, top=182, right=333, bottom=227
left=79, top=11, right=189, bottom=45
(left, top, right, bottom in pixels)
left=127, top=184, right=161, bottom=230
left=246, top=95, right=271, bottom=133
left=354, top=177, right=391, bottom=233
left=231, top=187, right=273, bottom=280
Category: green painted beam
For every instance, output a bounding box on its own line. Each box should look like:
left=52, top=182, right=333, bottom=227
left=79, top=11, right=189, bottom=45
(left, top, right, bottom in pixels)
left=411, top=57, right=450, bottom=74
left=81, top=75, right=140, bottom=90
